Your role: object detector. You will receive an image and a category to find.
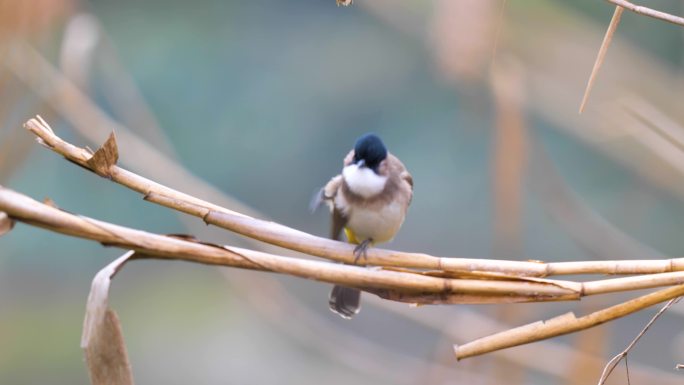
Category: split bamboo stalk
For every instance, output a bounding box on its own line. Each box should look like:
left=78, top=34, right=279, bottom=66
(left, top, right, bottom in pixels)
left=5, top=185, right=684, bottom=303
left=454, top=283, right=684, bottom=359
left=579, top=5, right=623, bottom=113
left=23, top=117, right=684, bottom=277
left=0, top=185, right=583, bottom=304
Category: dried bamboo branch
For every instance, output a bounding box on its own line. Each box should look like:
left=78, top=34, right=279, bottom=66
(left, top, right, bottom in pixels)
left=453, top=284, right=684, bottom=359
left=579, top=5, right=623, bottom=113
left=0, top=185, right=584, bottom=303
left=369, top=297, right=682, bottom=384
left=8, top=183, right=684, bottom=360
left=22, top=117, right=684, bottom=278
left=6, top=184, right=684, bottom=303
left=605, top=0, right=684, bottom=27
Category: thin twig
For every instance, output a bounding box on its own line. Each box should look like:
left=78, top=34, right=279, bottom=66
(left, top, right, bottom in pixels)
left=579, top=5, right=624, bottom=113
left=605, top=0, right=684, bottom=27
left=596, top=297, right=681, bottom=385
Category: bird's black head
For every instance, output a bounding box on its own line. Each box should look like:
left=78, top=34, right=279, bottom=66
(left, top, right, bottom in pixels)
left=353, top=133, right=387, bottom=172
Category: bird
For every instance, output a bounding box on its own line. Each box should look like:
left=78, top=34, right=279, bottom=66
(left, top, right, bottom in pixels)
left=312, top=133, right=413, bottom=319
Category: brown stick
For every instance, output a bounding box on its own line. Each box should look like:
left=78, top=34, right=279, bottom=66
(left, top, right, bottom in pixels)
left=453, top=284, right=684, bottom=359
left=6, top=185, right=684, bottom=303
left=22, top=117, right=684, bottom=278
left=0, top=185, right=581, bottom=303
left=579, top=5, right=623, bottom=113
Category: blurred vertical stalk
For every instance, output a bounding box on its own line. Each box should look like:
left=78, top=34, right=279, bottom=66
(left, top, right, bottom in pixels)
left=564, top=304, right=610, bottom=385
left=430, top=0, right=497, bottom=83
left=489, top=58, right=529, bottom=385
left=490, top=57, right=527, bottom=259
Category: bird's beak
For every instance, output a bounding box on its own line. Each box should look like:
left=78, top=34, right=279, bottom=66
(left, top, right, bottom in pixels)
left=356, top=159, right=366, bottom=168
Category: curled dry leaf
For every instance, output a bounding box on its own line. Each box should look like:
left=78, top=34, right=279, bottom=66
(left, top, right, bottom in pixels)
left=336, top=0, right=352, bottom=6
left=82, top=251, right=135, bottom=385
left=87, top=131, right=119, bottom=178
left=0, top=211, right=15, bottom=236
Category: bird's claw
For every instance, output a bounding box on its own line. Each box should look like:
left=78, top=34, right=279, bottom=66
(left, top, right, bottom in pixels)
left=353, top=239, right=372, bottom=264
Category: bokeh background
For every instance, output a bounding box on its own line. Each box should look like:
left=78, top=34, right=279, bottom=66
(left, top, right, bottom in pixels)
left=1, top=0, right=684, bottom=384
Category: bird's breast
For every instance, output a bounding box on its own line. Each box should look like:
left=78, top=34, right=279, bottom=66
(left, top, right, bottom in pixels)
left=345, top=201, right=405, bottom=244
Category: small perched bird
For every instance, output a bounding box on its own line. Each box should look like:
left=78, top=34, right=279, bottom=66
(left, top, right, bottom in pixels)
left=312, top=133, right=413, bottom=319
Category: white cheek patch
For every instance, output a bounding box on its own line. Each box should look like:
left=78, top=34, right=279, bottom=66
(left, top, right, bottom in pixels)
left=343, top=164, right=388, bottom=198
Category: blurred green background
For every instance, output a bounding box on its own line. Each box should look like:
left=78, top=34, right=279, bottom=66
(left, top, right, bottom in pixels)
left=1, top=0, right=684, bottom=384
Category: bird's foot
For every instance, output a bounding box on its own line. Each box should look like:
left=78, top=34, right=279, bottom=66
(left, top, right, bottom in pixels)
left=353, top=238, right=373, bottom=264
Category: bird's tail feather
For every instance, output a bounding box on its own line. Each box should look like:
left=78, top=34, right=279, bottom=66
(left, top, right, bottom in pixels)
left=329, top=285, right=361, bottom=319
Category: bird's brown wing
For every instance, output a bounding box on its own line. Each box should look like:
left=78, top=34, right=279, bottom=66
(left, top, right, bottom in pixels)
left=401, top=170, right=413, bottom=189
left=320, top=174, right=348, bottom=241
left=330, top=206, right=347, bottom=241
left=388, top=152, right=413, bottom=207
left=401, top=169, right=413, bottom=205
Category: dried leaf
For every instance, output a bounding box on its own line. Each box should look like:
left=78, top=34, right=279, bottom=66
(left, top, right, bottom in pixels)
left=82, top=251, right=135, bottom=385
left=0, top=211, right=14, bottom=236
left=43, top=197, right=58, bottom=208
left=86, top=132, right=119, bottom=177
left=336, top=0, right=352, bottom=6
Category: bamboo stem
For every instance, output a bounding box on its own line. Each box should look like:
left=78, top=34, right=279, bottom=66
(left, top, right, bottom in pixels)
left=579, top=5, right=623, bottom=113
left=454, top=283, right=684, bottom=359
left=22, top=117, right=684, bottom=278
left=0, top=185, right=581, bottom=304
left=5, top=185, right=684, bottom=304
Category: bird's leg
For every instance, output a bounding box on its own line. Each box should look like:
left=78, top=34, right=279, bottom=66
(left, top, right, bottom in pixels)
left=353, top=238, right=373, bottom=264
